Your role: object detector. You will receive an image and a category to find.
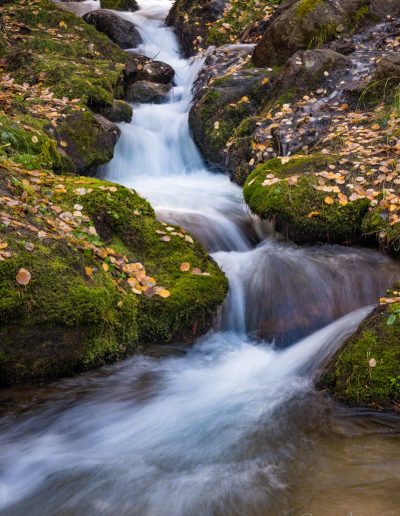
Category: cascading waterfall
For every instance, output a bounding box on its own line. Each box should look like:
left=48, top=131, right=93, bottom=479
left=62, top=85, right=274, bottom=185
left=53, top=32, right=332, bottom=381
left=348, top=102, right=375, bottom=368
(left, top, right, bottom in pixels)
left=1, top=1, right=399, bottom=514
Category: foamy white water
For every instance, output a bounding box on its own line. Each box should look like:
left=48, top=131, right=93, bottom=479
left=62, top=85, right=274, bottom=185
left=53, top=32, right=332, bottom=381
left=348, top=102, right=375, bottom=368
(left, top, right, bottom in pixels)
left=0, top=1, right=399, bottom=514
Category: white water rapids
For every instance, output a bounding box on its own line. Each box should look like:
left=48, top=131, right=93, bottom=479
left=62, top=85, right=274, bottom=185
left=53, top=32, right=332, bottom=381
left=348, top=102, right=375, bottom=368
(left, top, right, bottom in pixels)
left=0, top=1, right=400, bottom=514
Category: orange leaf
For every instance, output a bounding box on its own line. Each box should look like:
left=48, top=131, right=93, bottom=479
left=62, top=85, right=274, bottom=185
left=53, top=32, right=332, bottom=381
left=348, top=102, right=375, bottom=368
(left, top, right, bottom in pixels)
left=16, top=268, right=31, bottom=286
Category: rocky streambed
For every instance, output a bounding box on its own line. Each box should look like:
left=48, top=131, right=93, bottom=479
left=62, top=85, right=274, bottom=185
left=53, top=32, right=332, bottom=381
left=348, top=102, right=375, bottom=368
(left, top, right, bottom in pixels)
left=0, top=0, right=399, bottom=512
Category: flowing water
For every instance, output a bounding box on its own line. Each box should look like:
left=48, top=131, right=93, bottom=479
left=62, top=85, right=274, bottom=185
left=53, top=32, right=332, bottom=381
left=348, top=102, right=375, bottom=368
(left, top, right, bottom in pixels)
left=1, top=1, right=400, bottom=514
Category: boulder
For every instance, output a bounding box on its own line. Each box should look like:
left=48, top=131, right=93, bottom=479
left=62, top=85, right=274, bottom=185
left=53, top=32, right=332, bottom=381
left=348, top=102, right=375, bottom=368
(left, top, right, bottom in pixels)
left=54, top=111, right=121, bottom=175
left=252, top=0, right=400, bottom=67
left=0, top=170, right=228, bottom=385
left=100, top=0, right=139, bottom=11
left=97, top=99, right=133, bottom=123
left=243, top=155, right=370, bottom=244
left=125, top=52, right=175, bottom=86
left=125, top=80, right=171, bottom=103
left=166, top=0, right=229, bottom=57
left=272, top=48, right=350, bottom=97
left=318, top=299, right=400, bottom=410
left=83, top=9, right=142, bottom=49
left=189, top=68, right=267, bottom=169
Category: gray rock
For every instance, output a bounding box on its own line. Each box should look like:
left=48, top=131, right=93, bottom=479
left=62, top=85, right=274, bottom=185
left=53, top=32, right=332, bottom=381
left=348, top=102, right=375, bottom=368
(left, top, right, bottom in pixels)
left=125, top=81, right=171, bottom=103
left=252, top=0, right=400, bottom=67
left=125, top=52, right=175, bottom=85
left=82, top=9, right=141, bottom=49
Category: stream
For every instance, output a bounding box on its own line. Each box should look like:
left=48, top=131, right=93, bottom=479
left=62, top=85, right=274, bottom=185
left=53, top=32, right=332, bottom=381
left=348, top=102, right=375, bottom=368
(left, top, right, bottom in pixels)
left=1, top=1, right=400, bottom=514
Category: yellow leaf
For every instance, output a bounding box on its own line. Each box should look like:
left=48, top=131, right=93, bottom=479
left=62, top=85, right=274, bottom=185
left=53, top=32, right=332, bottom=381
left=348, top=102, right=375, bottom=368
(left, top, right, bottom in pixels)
left=324, top=196, right=334, bottom=205
left=0, top=242, right=8, bottom=250
left=85, top=266, right=93, bottom=277
left=307, top=211, right=320, bottom=218
left=16, top=268, right=31, bottom=286
left=102, top=262, right=109, bottom=272
left=158, top=289, right=171, bottom=298
left=59, top=21, right=68, bottom=28
left=31, top=135, right=39, bottom=144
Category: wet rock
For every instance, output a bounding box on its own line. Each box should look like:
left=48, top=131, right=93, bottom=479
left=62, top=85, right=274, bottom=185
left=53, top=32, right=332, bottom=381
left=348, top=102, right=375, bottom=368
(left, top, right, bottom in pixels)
left=373, top=53, right=400, bottom=86
left=54, top=111, right=121, bottom=175
left=82, top=9, right=142, bottom=49
left=318, top=300, right=400, bottom=410
left=189, top=68, right=267, bottom=170
left=97, top=99, right=133, bottom=123
left=125, top=80, right=171, bottom=103
left=252, top=0, right=400, bottom=67
left=166, top=0, right=229, bottom=57
left=243, top=154, right=370, bottom=244
left=125, top=52, right=175, bottom=86
left=100, top=0, right=139, bottom=11
left=272, top=49, right=351, bottom=98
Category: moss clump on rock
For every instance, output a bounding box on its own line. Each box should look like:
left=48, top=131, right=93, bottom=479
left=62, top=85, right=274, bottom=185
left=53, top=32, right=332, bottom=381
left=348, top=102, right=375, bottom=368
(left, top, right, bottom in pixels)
left=100, top=0, right=139, bottom=11
left=0, top=166, right=228, bottom=385
left=318, top=301, right=400, bottom=410
left=243, top=155, right=370, bottom=244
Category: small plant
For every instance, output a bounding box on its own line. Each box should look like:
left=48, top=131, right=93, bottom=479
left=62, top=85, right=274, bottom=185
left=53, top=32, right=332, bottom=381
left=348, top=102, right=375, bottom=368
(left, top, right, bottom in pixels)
left=386, top=309, right=400, bottom=326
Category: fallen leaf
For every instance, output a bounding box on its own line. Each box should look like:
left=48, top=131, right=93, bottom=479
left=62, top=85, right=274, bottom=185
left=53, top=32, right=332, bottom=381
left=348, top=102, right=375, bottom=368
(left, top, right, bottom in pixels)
left=16, top=268, right=31, bottom=286
left=158, top=289, right=171, bottom=298
left=180, top=262, right=190, bottom=272
left=324, top=196, right=334, bottom=205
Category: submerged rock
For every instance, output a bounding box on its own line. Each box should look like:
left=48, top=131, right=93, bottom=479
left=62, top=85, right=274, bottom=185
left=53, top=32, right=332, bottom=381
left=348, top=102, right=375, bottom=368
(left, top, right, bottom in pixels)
left=125, top=80, right=171, bottom=103
left=83, top=9, right=142, bottom=49
left=318, top=298, right=400, bottom=410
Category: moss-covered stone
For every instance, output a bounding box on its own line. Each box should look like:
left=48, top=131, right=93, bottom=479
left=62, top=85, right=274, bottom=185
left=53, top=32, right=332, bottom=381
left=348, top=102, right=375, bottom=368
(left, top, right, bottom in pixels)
left=100, top=0, right=139, bottom=11
left=318, top=302, right=400, bottom=410
left=243, top=155, right=370, bottom=244
left=189, top=69, right=269, bottom=170
left=0, top=166, right=228, bottom=385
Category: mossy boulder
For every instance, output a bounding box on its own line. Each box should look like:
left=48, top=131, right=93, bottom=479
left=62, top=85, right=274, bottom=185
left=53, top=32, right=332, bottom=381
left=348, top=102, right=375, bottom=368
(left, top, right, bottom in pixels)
left=243, top=155, right=370, bottom=244
left=189, top=69, right=268, bottom=170
left=53, top=112, right=121, bottom=175
left=96, top=99, right=133, bottom=123
left=0, top=166, right=228, bottom=385
left=100, top=0, right=139, bottom=11
left=166, top=0, right=229, bottom=57
left=318, top=301, right=400, bottom=410
left=2, top=0, right=128, bottom=107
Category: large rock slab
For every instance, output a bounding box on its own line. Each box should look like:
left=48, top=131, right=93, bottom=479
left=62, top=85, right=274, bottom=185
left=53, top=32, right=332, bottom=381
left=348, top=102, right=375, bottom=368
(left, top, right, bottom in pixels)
left=252, top=0, right=400, bottom=67
left=83, top=9, right=142, bottom=49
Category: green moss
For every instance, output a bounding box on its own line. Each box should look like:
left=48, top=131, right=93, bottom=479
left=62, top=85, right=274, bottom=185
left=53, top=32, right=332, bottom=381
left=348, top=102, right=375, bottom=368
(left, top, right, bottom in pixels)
left=206, top=0, right=282, bottom=46
left=0, top=172, right=228, bottom=384
left=100, top=0, right=138, bottom=10
left=319, top=304, right=400, bottom=409
left=296, top=0, right=323, bottom=19
left=244, top=155, right=370, bottom=244
left=0, top=237, right=138, bottom=384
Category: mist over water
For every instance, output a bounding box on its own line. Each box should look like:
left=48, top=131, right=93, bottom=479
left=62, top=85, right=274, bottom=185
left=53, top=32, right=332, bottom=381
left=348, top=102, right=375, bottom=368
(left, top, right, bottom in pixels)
left=1, top=1, right=400, bottom=514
